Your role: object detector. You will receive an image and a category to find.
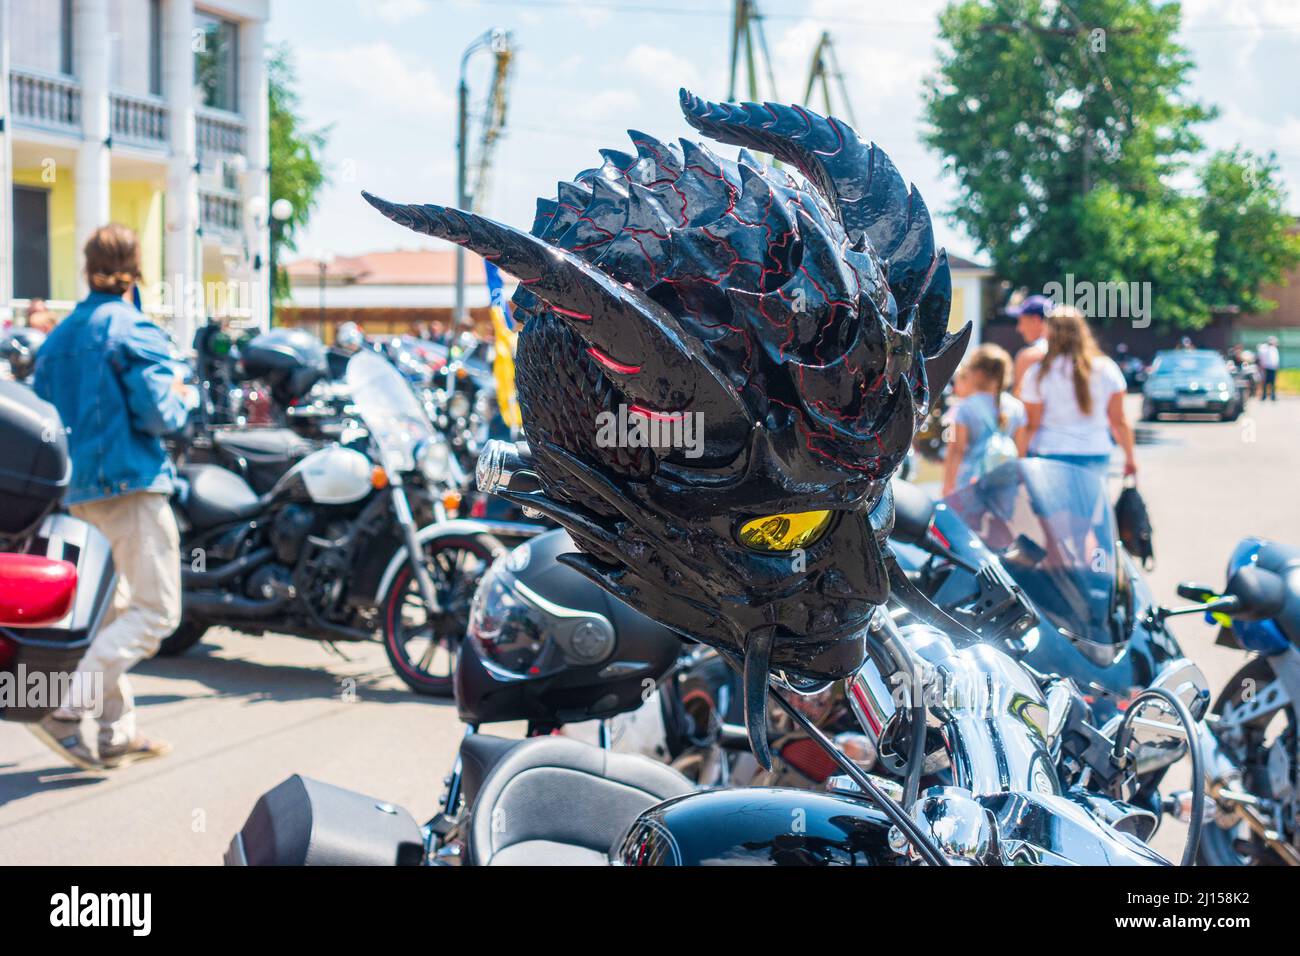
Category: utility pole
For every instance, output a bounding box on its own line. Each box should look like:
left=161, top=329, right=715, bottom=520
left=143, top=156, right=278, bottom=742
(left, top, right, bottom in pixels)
left=803, top=31, right=857, bottom=128
left=727, top=0, right=779, bottom=103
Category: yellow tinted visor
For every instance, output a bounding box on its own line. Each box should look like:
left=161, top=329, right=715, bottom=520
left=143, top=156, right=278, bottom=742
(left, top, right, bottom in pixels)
left=738, top=510, right=833, bottom=552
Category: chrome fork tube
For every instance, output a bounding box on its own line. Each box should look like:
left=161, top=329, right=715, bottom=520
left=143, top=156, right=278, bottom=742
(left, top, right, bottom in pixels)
left=391, top=482, right=442, bottom=614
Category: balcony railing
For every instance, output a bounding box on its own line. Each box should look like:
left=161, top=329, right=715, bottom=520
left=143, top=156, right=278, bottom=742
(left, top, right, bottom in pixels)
left=110, top=91, right=168, bottom=148
left=200, top=190, right=243, bottom=237
left=196, top=108, right=246, bottom=160
left=9, top=68, right=81, bottom=134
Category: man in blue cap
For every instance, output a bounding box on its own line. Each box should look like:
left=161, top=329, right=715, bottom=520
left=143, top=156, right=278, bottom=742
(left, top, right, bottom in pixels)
left=1007, top=294, right=1053, bottom=396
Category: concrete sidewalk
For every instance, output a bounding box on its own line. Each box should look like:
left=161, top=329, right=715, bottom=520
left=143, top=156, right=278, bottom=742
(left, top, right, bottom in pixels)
left=0, top=632, right=464, bottom=864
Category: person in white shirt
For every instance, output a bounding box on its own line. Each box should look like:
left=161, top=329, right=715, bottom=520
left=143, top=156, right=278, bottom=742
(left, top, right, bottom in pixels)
left=1257, top=336, right=1281, bottom=402
left=1019, top=306, right=1137, bottom=479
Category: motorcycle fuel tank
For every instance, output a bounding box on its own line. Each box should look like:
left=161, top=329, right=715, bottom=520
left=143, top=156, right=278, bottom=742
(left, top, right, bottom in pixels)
left=272, top=446, right=373, bottom=506
left=615, top=787, right=902, bottom=866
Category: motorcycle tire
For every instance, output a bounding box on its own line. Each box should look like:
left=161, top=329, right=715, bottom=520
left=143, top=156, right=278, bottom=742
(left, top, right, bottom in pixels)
left=1198, top=656, right=1296, bottom=866
left=382, top=533, right=505, bottom=697
left=157, top=619, right=208, bottom=657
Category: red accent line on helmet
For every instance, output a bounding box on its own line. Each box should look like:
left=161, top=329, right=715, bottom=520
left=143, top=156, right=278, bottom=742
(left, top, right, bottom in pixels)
left=629, top=405, right=684, bottom=423
left=586, top=346, right=642, bottom=375
left=549, top=305, right=592, bottom=321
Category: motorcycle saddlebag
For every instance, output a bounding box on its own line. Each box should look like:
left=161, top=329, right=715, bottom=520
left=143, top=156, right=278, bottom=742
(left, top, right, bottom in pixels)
left=1, top=514, right=114, bottom=722
left=225, top=775, right=424, bottom=866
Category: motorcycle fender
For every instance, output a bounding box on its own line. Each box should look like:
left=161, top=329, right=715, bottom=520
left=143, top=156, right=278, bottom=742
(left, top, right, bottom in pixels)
left=373, top=519, right=502, bottom=604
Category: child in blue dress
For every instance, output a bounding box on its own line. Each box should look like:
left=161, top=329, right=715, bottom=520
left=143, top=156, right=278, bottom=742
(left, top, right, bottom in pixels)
left=942, top=344, right=1027, bottom=495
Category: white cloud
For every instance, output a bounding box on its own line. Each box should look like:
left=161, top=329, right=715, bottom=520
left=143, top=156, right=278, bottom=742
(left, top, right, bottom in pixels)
left=297, top=42, right=454, bottom=120
left=624, top=44, right=701, bottom=94
left=581, top=88, right=644, bottom=122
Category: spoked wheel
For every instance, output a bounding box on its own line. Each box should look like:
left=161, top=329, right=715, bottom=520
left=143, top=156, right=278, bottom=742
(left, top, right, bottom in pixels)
left=383, top=534, right=503, bottom=697
left=1199, top=657, right=1297, bottom=866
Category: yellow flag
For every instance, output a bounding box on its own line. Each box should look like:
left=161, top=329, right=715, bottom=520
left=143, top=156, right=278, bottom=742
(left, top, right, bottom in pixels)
left=490, top=305, right=522, bottom=431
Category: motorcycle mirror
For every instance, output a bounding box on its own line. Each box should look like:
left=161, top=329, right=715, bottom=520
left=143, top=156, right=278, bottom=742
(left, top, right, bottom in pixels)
left=1154, top=594, right=1240, bottom=622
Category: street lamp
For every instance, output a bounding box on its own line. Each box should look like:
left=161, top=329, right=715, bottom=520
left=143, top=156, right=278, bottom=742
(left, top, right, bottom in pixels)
left=269, top=198, right=293, bottom=329
left=454, top=28, right=508, bottom=328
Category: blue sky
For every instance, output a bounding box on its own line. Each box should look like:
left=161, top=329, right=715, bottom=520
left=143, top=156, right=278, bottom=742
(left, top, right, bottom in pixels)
left=267, top=0, right=1300, bottom=264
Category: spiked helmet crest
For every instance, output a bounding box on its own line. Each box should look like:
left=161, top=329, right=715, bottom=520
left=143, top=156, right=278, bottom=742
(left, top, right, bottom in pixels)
left=365, top=92, right=970, bottom=764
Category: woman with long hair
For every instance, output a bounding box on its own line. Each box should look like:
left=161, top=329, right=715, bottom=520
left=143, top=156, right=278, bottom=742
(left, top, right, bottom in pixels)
left=1019, top=306, right=1137, bottom=478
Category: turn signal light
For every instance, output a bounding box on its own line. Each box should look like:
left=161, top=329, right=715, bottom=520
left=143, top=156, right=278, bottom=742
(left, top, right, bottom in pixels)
left=371, top=467, right=389, bottom=489
left=442, top=490, right=463, bottom=514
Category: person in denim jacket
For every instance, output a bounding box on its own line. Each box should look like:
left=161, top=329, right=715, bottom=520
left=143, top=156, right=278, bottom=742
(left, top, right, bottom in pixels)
left=30, top=224, right=194, bottom=771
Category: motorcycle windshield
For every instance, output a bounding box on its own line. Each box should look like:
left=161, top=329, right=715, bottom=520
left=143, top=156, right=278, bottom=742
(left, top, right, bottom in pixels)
left=346, top=349, right=434, bottom=474
left=943, top=459, right=1124, bottom=652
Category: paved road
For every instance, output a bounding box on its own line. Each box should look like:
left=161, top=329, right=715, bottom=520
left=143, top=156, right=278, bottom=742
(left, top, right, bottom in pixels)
left=1, top=396, right=1296, bottom=865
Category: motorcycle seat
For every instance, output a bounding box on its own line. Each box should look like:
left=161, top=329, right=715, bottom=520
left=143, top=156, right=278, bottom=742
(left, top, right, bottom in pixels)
left=458, top=733, right=525, bottom=813
left=212, top=426, right=314, bottom=465
left=178, top=464, right=263, bottom=528
left=891, top=479, right=936, bottom=546
left=212, top=427, right=315, bottom=494
left=467, top=735, right=693, bottom=866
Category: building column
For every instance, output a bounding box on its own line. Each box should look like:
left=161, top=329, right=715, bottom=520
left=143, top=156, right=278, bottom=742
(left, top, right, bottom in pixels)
left=74, top=0, right=111, bottom=299
left=163, top=0, right=197, bottom=347
left=0, top=0, right=13, bottom=320
left=239, top=16, right=269, bottom=331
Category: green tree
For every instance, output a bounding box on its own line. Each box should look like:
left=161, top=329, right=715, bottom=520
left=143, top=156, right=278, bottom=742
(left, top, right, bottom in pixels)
left=924, top=0, right=1217, bottom=327
left=268, top=44, right=329, bottom=303
left=1197, top=148, right=1300, bottom=316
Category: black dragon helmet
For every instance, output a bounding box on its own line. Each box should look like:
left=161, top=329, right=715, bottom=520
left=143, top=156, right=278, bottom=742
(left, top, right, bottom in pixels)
left=365, top=92, right=970, bottom=764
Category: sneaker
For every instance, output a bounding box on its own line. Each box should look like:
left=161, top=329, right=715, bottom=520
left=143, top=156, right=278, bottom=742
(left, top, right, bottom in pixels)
left=99, top=735, right=172, bottom=769
left=27, top=715, right=103, bottom=772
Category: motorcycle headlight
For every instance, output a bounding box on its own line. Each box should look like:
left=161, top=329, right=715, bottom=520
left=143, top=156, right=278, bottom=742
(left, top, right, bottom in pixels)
left=416, top=437, right=451, bottom=482
left=447, top=392, right=471, bottom=420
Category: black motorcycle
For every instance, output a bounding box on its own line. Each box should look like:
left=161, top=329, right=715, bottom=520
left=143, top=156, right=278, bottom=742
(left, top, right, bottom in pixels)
left=159, top=350, right=493, bottom=698
left=225, top=471, right=1186, bottom=867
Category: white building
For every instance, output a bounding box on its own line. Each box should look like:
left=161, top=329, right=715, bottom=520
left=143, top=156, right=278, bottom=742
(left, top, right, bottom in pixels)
left=0, top=0, right=271, bottom=345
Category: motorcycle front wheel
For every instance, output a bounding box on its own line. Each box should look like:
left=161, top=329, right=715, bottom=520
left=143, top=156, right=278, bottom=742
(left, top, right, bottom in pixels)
left=382, top=533, right=504, bottom=697
left=1199, top=656, right=1297, bottom=866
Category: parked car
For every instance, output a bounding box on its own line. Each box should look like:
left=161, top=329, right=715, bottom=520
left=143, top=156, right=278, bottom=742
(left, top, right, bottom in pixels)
left=1141, top=349, right=1243, bottom=421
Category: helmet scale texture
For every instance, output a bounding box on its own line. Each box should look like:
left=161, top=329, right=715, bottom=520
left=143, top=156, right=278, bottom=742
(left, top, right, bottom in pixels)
left=365, top=91, right=970, bottom=764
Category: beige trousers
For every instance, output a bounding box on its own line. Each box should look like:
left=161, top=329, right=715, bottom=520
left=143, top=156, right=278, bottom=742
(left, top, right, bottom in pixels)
left=60, top=491, right=181, bottom=747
